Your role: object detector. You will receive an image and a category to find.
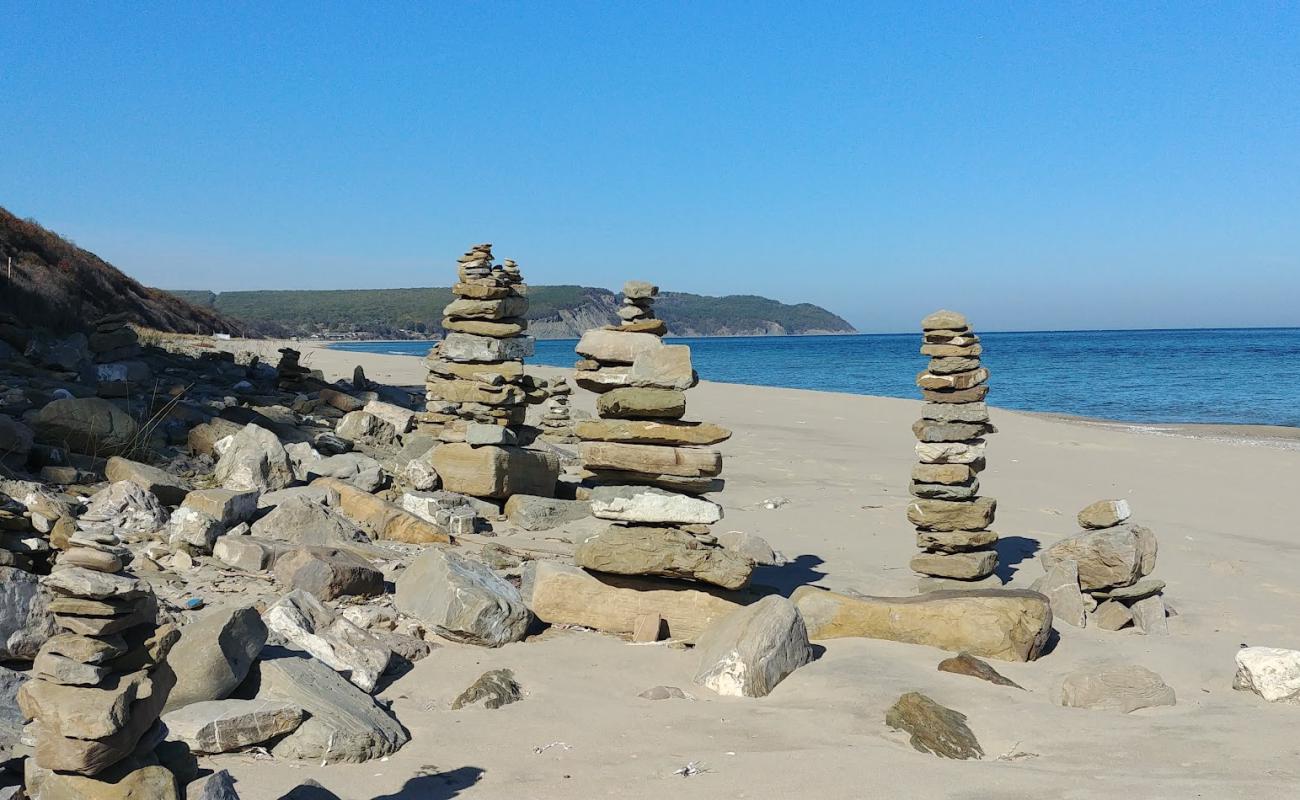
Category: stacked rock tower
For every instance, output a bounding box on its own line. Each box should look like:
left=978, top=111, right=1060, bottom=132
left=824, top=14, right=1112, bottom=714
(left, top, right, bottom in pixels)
left=907, top=310, right=998, bottom=582
left=423, top=243, right=533, bottom=435
left=19, top=528, right=178, bottom=796
left=570, top=281, right=749, bottom=615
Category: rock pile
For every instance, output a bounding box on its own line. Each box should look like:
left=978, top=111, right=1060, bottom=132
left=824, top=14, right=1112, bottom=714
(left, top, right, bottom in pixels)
left=537, top=385, right=577, bottom=443
left=574, top=281, right=674, bottom=392
left=1038, top=499, right=1165, bottom=633
left=19, top=530, right=179, bottom=797
left=88, top=314, right=140, bottom=364
left=424, top=244, right=558, bottom=500
left=275, top=347, right=310, bottom=388
left=908, top=310, right=998, bottom=583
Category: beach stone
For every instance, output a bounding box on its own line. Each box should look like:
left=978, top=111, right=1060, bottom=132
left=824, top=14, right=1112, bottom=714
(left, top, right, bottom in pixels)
left=589, top=485, right=722, bottom=525
left=166, top=506, right=224, bottom=554
left=906, top=497, right=996, bottom=532
left=885, top=692, right=982, bottom=760
left=576, top=525, right=753, bottom=590
left=394, top=547, right=531, bottom=647
left=162, top=699, right=305, bottom=754
left=263, top=590, right=391, bottom=693
left=573, top=418, right=732, bottom=446
left=1233, top=647, right=1300, bottom=703
left=915, top=529, right=997, bottom=554
left=0, top=664, right=25, bottom=756
left=926, top=357, right=982, bottom=375
left=1058, top=664, right=1175, bottom=712
left=164, top=606, right=267, bottom=713
left=181, top=488, right=260, bottom=528
left=910, top=550, right=997, bottom=579
left=40, top=632, right=127, bottom=664
left=438, top=332, right=534, bottom=362
left=909, top=480, right=979, bottom=501
left=915, top=367, right=988, bottom=391
left=921, top=342, right=983, bottom=358
left=319, top=478, right=452, bottom=545
left=921, top=402, right=989, bottom=424
left=623, top=280, right=658, bottom=300
left=213, top=536, right=288, bottom=572
left=1078, top=499, right=1131, bottom=529
left=188, top=418, right=243, bottom=457
left=104, top=457, right=190, bottom=505
left=716, top=530, right=782, bottom=566
left=336, top=410, right=398, bottom=448
left=81, top=481, right=169, bottom=535
left=214, top=424, right=294, bottom=492
left=43, top=567, right=148, bottom=600
left=1130, top=594, right=1168, bottom=635
left=1030, top=559, right=1086, bottom=628
left=188, top=770, right=240, bottom=800
left=465, top=422, right=516, bottom=446
left=444, top=296, right=529, bottom=320
left=1132, top=524, right=1158, bottom=575
left=503, top=495, right=590, bottom=531
left=921, top=310, right=968, bottom=331
left=431, top=443, right=559, bottom=500
left=1095, top=578, right=1166, bottom=602
left=915, top=440, right=985, bottom=465
left=442, top=316, right=527, bottom=338
left=580, top=442, right=721, bottom=477
left=912, top=419, right=989, bottom=443
left=18, top=668, right=150, bottom=740
left=921, top=385, right=990, bottom=404
left=273, top=546, right=383, bottom=601
left=595, top=387, right=686, bottom=420
left=692, top=596, right=812, bottom=698
left=522, top=560, right=746, bottom=644
left=910, top=463, right=975, bottom=485
left=575, top=329, right=663, bottom=365
left=937, top=652, right=1022, bottom=689
left=32, top=649, right=112, bottom=685
left=629, top=345, right=696, bottom=390
left=0, top=415, right=34, bottom=459
left=573, top=365, right=634, bottom=393
left=34, top=397, right=139, bottom=456
left=451, top=668, right=522, bottom=710
left=792, top=587, right=1052, bottom=662
left=0, top=566, right=55, bottom=660
left=1092, top=600, right=1134, bottom=630
left=34, top=764, right=180, bottom=800
left=250, top=495, right=367, bottom=547
left=638, top=685, right=688, bottom=700
left=1039, top=526, right=1147, bottom=591
left=256, top=650, right=409, bottom=763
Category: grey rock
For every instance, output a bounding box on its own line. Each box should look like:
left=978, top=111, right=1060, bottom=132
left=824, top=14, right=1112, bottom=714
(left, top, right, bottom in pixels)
left=336, top=411, right=397, bottom=449
left=394, top=548, right=531, bottom=647
left=910, top=550, right=998, bottom=580
left=1078, top=499, right=1131, bottom=529
left=921, top=402, right=990, bottom=424
left=188, top=769, right=241, bottom=800
left=1091, top=600, right=1134, bottom=630
left=716, top=530, right=783, bottom=566
left=80, top=480, right=169, bottom=535
left=1094, top=578, right=1166, bottom=601
left=250, top=495, right=368, bottom=546
left=1039, top=525, right=1150, bottom=591
left=34, top=397, right=138, bottom=456
left=1030, top=559, right=1086, bottom=628
left=104, top=456, right=190, bottom=505
left=0, top=665, right=27, bottom=756
left=1130, top=594, right=1168, bottom=635
left=257, top=650, right=409, bottom=763
left=502, top=494, right=589, bottom=531
left=692, top=595, right=813, bottom=698
left=575, top=525, right=754, bottom=589
left=263, top=590, right=391, bottom=693
left=214, top=424, right=294, bottom=492
left=451, top=668, right=522, bottom=710
left=638, top=685, right=689, bottom=701
left=273, top=546, right=383, bottom=601
left=162, top=698, right=305, bottom=754
left=439, top=332, right=534, bottom=363
left=909, top=480, right=980, bottom=501
left=166, top=506, right=224, bottom=554
left=1058, top=664, right=1175, bottom=712
left=0, top=567, right=55, bottom=660
left=164, top=606, right=267, bottom=713
left=885, top=692, right=983, bottom=759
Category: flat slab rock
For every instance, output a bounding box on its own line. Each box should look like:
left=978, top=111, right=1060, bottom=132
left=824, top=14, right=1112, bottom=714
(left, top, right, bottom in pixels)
left=451, top=668, right=522, bottom=710
left=162, top=698, right=305, bottom=754
left=1058, top=664, right=1176, bottom=712
left=575, top=525, right=753, bottom=590
left=885, top=692, right=983, bottom=760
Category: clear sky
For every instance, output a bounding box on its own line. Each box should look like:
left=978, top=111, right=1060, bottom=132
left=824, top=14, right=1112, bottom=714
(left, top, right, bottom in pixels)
left=2, top=2, right=1296, bottom=332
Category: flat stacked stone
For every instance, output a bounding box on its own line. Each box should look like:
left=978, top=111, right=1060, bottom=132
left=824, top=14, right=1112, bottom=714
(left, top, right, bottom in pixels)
left=88, top=313, right=140, bottom=364
left=275, top=347, right=310, bottom=388
left=425, top=245, right=559, bottom=500
left=18, top=527, right=179, bottom=797
left=574, top=281, right=668, bottom=393
left=537, top=382, right=578, bottom=443
left=908, top=310, right=998, bottom=582
left=571, top=281, right=746, bottom=608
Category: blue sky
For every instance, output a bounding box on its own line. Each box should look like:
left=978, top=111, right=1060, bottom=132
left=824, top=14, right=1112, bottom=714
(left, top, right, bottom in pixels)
left=2, top=2, right=1296, bottom=332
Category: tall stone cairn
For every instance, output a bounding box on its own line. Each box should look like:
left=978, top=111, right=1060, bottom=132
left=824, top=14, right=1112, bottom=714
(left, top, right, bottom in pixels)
left=423, top=244, right=559, bottom=500
left=571, top=281, right=750, bottom=611
left=907, top=309, right=998, bottom=582
left=19, top=527, right=180, bottom=797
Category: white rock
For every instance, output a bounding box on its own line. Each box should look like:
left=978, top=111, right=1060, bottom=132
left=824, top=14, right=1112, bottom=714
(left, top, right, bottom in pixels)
left=264, top=590, right=392, bottom=693
left=1234, top=647, right=1300, bottom=703
left=589, top=485, right=722, bottom=525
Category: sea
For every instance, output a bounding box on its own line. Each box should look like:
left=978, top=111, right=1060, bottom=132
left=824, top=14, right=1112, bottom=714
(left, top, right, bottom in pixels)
left=330, top=328, right=1300, bottom=428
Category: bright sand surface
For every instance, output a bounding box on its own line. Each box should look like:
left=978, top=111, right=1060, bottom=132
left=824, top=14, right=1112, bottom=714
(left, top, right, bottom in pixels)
left=210, top=340, right=1300, bottom=799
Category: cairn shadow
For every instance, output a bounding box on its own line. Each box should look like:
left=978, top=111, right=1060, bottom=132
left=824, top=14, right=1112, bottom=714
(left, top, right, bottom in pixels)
left=993, top=535, right=1040, bottom=583
left=752, top=554, right=827, bottom=598
left=373, top=766, right=486, bottom=799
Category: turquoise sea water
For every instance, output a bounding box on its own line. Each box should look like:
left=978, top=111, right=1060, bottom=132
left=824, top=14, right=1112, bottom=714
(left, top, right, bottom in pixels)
left=330, top=328, right=1300, bottom=427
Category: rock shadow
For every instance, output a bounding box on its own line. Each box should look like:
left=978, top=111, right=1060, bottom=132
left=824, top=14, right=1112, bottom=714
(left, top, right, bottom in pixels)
left=752, top=554, right=827, bottom=598
left=993, top=535, right=1040, bottom=583
left=373, top=766, right=486, bottom=799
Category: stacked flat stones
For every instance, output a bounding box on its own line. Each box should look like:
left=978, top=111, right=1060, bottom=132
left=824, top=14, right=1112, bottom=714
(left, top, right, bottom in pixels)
left=574, top=281, right=665, bottom=393
left=19, top=527, right=177, bottom=791
left=537, top=381, right=577, bottom=443
left=907, top=310, right=998, bottom=582
left=275, top=347, right=310, bottom=388
left=571, top=282, right=747, bottom=602
left=89, top=313, right=140, bottom=363
left=422, top=243, right=533, bottom=436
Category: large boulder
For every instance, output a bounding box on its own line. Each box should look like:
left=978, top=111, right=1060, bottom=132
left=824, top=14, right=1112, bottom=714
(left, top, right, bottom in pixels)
left=80, top=481, right=169, bottom=536
left=394, top=548, right=530, bottom=647
left=162, top=698, right=305, bottom=754
left=1, top=664, right=27, bottom=756
left=0, top=566, right=55, bottom=660
left=1039, top=524, right=1156, bottom=591
left=249, top=495, right=369, bottom=547
left=692, top=596, right=812, bottom=698
left=522, top=560, right=749, bottom=644
left=34, top=398, right=138, bottom=456
left=213, top=424, right=294, bottom=492
left=255, top=650, right=409, bottom=763
left=791, top=586, right=1052, bottom=662
left=575, top=525, right=753, bottom=589
left=430, top=443, right=559, bottom=500
left=1233, top=647, right=1300, bottom=703
left=164, top=606, right=267, bottom=713
left=104, top=457, right=190, bottom=505
left=263, top=590, right=391, bottom=692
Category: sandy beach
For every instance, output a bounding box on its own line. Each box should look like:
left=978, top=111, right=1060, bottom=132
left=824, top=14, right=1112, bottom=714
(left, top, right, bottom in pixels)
left=186, top=340, right=1300, bottom=799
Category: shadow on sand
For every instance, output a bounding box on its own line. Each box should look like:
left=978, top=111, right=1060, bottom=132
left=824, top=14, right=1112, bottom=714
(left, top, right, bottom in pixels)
left=993, top=535, right=1040, bottom=583
left=274, top=767, right=485, bottom=800
left=752, top=553, right=827, bottom=597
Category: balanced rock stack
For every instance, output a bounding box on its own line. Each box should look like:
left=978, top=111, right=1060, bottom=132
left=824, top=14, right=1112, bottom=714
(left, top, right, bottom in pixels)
left=275, top=347, right=310, bottom=388
left=19, top=528, right=179, bottom=797
left=89, top=313, right=140, bottom=364
left=537, top=383, right=577, bottom=443
left=574, top=281, right=668, bottom=392
left=907, top=310, right=998, bottom=582
left=613, top=280, right=666, bottom=335
left=425, top=245, right=559, bottom=500
left=1038, top=500, right=1166, bottom=633
left=570, top=283, right=746, bottom=606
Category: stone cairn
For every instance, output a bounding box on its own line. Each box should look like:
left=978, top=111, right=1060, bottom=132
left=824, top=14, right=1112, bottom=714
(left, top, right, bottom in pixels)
left=570, top=281, right=746, bottom=637
left=275, top=347, right=310, bottom=388
left=19, top=528, right=178, bottom=795
left=907, top=310, right=998, bottom=582
left=89, top=313, right=140, bottom=364
left=537, top=381, right=577, bottom=443
left=1036, top=500, right=1165, bottom=633
left=422, top=243, right=532, bottom=440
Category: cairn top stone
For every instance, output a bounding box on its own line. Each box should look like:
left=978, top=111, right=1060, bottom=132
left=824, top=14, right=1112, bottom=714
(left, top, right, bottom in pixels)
left=921, top=309, right=969, bottom=331
left=623, top=280, right=659, bottom=300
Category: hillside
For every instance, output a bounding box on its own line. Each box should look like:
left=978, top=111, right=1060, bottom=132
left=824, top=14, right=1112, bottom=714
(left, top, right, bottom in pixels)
left=169, top=285, right=855, bottom=339
left=0, top=209, right=243, bottom=335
